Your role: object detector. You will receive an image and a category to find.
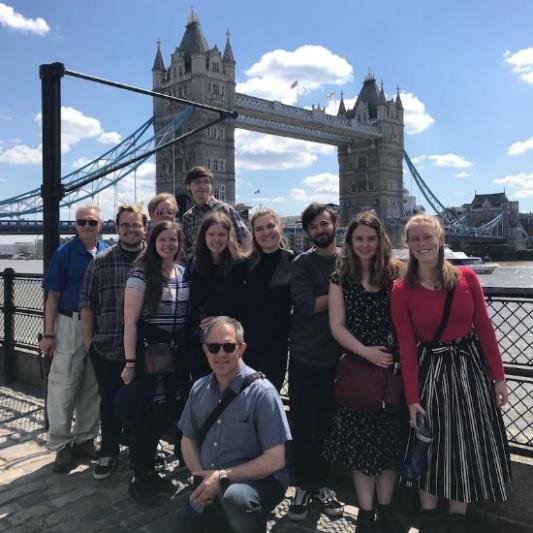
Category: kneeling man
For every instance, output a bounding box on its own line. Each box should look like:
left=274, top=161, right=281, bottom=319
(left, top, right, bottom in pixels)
left=178, top=316, right=291, bottom=533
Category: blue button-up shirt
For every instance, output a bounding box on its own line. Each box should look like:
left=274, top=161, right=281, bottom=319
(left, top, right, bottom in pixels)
left=179, top=363, right=292, bottom=487
left=42, top=236, right=108, bottom=311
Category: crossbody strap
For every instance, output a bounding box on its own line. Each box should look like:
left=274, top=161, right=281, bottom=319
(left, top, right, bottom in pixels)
left=432, top=287, right=456, bottom=343
left=197, top=371, right=265, bottom=446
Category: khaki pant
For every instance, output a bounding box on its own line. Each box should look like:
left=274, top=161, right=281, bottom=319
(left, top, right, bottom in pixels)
left=47, top=313, right=100, bottom=450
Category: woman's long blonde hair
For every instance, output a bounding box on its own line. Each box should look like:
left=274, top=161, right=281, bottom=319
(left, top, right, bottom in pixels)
left=338, top=211, right=400, bottom=288
left=404, top=214, right=457, bottom=289
left=249, top=208, right=288, bottom=269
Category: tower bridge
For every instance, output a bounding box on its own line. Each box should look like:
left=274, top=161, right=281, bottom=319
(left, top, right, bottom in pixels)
left=0, top=12, right=520, bottom=250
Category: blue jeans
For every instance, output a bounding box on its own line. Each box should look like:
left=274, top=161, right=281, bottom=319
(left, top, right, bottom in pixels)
left=176, top=476, right=285, bottom=533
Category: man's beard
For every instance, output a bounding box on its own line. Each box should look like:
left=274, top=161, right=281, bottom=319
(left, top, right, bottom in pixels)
left=310, top=230, right=336, bottom=248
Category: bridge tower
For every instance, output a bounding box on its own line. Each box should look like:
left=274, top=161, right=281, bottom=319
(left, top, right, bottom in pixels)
left=152, top=11, right=236, bottom=213
left=337, top=73, right=404, bottom=226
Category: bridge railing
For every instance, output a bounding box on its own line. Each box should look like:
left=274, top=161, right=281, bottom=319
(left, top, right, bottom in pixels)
left=0, top=269, right=532, bottom=457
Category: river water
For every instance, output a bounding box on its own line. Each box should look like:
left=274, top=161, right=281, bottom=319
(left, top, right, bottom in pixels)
left=2, top=259, right=533, bottom=288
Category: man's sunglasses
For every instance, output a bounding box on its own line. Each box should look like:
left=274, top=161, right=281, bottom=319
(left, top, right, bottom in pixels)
left=205, top=342, right=241, bottom=354
left=76, top=219, right=99, bottom=227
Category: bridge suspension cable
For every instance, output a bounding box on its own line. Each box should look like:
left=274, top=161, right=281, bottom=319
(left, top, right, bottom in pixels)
left=0, top=107, right=193, bottom=218
left=403, top=150, right=504, bottom=239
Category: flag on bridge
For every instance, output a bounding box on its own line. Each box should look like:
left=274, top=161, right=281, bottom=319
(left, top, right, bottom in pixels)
left=290, top=80, right=298, bottom=89
left=327, top=91, right=336, bottom=100
left=254, top=189, right=261, bottom=194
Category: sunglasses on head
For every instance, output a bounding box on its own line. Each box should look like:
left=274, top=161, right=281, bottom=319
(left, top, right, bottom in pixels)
left=76, top=219, right=99, bottom=227
left=205, top=342, right=241, bottom=354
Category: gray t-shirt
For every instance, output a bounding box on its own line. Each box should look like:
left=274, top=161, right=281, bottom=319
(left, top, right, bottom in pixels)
left=289, top=247, right=342, bottom=368
left=179, top=363, right=292, bottom=487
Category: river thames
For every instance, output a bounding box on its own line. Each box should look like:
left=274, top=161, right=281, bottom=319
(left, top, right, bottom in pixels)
left=2, top=258, right=533, bottom=288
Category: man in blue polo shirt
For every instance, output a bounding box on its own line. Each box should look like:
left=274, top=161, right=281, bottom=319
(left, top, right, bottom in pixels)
left=178, top=316, right=291, bottom=533
left=39, top=205, right=108, bottom=473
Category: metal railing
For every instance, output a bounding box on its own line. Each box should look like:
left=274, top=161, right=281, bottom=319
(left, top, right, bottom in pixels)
left=1, top=269, right=532, bottom=456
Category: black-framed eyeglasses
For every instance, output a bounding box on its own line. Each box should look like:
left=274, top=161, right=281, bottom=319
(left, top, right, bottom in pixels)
left=119, top=222, right=144, bottom=229
left=206, top=342, right=241, bottom=354
left=76, top=219, right=99, bottom=227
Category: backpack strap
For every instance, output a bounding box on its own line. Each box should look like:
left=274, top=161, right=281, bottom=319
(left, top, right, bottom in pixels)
left=432, top=287, right=455, bottom=343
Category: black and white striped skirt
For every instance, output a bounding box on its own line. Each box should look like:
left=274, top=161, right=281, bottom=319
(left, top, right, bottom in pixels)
left=409, top=332, right=511, bottom=503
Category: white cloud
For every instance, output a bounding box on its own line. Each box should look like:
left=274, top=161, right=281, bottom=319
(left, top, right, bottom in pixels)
left=0, top=143, right=41, bottom=165
left=235, top=130, right=334, bottom=170
left=0, top=3, right=50, bottom=36
left=34, top=106, right=122, bottom=153
left=98, top=131, right=123, bottom=145
left=494, top=172, right=533, bottom=197
left=455, top=171, right=472, bottom=178
left=237, top=45, right=353, bottom=105
left=401, top=93, right=435, bottom=135
left=0, top=112, right=11, bottom=120
left=411, top=155, right=426, bottom=165
left=504, top=48, right=533, bottom=84
left=428, top=153, right=473, bottom=168
left=253, top=196, right=287, bottom=203
left=507, top=136, right=533, bottom=156
left=289, top=172, right=339, bottom=204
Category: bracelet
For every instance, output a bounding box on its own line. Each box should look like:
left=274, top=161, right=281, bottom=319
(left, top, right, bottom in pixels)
left=125, top=358, right=136, bottom=363
left=43, top=334, right=55, bottom=339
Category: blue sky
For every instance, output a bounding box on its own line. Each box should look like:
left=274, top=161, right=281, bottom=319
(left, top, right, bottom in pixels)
left=0, top=0, right=532, bottom=225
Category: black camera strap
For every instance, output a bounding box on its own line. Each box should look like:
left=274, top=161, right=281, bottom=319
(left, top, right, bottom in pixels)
left=197, top=371, right=265, bottom=447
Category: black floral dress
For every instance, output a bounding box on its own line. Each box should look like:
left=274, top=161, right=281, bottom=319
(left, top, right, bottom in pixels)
left=323, top=272, right=408, bottom=475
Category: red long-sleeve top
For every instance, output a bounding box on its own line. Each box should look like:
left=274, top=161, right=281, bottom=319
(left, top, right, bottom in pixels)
left=391, top=267, right=505, bottom=405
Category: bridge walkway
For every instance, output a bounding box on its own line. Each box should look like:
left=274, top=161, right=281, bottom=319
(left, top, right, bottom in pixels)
left=1, top=384, right=532, bottom=532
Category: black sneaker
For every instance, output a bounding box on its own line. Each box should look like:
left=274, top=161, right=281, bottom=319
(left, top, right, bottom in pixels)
left=93, top=456, right=117, bottom=480
left=315, top=487, right=343, bottom=517
left=53, top=445, right=74, bottom=474
left=148, top=472, right=176, bottom=497
left=129, top=475, right=160, bottom=506
left=288, top=487, right=311, bottom=521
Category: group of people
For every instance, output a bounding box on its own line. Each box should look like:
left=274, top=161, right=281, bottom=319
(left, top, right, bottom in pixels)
left=38, top=165, right=511, bottom=533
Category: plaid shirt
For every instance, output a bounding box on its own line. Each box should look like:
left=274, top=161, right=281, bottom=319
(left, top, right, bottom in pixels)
left=79, top=243, right=144, bottom=362
left=181, top=196, right=251, bottom=259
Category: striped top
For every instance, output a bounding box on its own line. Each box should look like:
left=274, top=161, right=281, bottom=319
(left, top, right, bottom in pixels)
left=126, top=263, right=190, bottom=332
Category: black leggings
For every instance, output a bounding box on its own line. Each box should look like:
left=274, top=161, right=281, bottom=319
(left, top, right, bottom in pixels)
left=129, top=400, right=176, bottom=477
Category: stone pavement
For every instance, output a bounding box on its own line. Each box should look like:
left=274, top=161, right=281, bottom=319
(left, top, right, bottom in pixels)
left=0, top=384, right=532, bottom=533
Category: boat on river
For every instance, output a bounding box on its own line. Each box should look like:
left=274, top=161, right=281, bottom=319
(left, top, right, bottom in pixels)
left=393, top=248, right=499, bottom=274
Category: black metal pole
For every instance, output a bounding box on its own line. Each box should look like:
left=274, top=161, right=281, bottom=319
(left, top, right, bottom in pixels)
left=40, top=63, right=65, bottom=274
left=2, top=268, right=15, bottom=383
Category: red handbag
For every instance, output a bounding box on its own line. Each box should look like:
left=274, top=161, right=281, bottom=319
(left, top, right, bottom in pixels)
left=334, top=352, right=404, bottom=412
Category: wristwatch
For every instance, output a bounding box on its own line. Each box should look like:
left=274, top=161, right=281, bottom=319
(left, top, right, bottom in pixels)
left=218, top=469, right=231, bottom=489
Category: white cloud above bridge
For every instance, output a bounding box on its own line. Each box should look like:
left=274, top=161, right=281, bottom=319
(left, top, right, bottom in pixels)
left=494, top=172, right=533, bottom=198
left=289, top=172, right=339, bottom=204
left=504, top=47, right=533, bottom=84
left=0, top=3, right=50, bottom=36
left=507, top=136, right=533, bottom=156
left=235, top=130, right=334, bottom=170
left=427, top=153, right=473, bottom=168
left=237, top=45, right=353, bottom=104
left=400, top=92, right=435, bottom=135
